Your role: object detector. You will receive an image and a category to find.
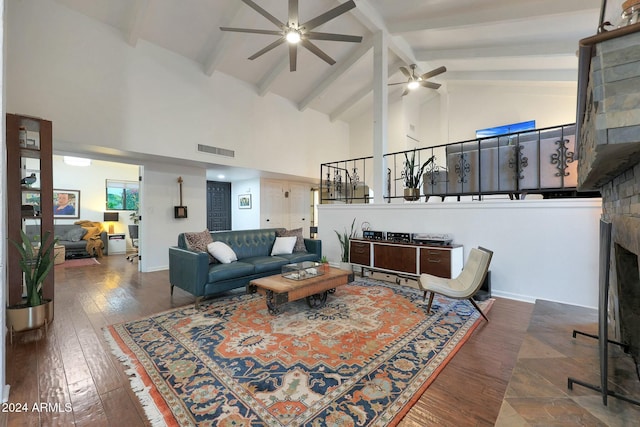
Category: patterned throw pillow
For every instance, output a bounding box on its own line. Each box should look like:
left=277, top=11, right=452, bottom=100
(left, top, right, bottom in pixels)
left=276, top=228, right=307, bottom=253
left=184, top=230, right=216, bottom=263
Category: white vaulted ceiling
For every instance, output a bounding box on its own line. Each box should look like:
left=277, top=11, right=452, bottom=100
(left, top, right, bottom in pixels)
left=54, top=0, right=603, bottom=125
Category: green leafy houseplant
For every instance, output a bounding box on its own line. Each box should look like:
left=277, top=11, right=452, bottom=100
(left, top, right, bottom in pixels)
left=10, top=230, right=57, bottom=307
left=403, top=149, right=435, bottom=189
left=130, top=211, right=140, bottom=224
left=334, top=218, right=357, bottom=263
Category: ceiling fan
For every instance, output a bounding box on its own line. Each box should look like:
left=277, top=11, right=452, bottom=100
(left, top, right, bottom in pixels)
left=220, top=0, right=363, bottom=72
left=388, top=64, right=447, bottom=96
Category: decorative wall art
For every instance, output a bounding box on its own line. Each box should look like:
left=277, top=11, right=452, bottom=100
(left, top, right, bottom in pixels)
left=239, top=194, right=252, bottom=209
left=53, top=189, right=80, bottom=219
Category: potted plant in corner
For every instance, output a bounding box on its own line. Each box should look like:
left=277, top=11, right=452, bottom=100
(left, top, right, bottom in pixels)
left=7, top=230, right=57, bottom=343
left=334, top=218, right=357, bottom=271
left=402, top=149, right=435, bottom=201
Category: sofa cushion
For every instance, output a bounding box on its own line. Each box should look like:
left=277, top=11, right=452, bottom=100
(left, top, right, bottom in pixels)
left=276, top=228, right=307, bottom=253
left=63, top=227, right=87, bottom=242
left=207, top=262, right=255, bottom=283
left=210, top=229, right=277, bottom=259
left=63, top=240, right=89, bottom=250
left=271, top=236, right=296, bottom=255
left=243, top=256, right=289, bottom=274
left=279, top=252, right=323, bottom=264
left=207, top=241, right=237, bottom=264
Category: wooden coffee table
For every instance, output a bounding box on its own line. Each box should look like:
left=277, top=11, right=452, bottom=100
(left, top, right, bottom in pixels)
left=248, top=267, right=354, bottom=315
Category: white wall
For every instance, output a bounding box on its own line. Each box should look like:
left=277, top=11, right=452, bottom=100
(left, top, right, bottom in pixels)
left=5, top=0, right=350, bottom=181
left=232, top=178, right=261, bottom=230
left=438, top=81, right=579, bottom=143
left=318, top=199, right=602, bottom=308
left=140, top=163, right=207, bottom=272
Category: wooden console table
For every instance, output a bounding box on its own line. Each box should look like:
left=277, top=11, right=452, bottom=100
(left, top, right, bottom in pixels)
left=349, top=238, right=463, bottom=280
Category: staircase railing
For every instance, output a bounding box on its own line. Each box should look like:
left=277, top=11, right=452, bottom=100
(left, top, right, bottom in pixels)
left=320, top=123, right=593, bottom=204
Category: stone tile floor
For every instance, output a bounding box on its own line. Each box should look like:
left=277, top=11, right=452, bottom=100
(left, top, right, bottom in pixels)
left=496, top=300, right=640, bottom=426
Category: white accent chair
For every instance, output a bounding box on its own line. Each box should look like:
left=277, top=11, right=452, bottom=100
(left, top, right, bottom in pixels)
left=418, top=247, right=493, bottom=322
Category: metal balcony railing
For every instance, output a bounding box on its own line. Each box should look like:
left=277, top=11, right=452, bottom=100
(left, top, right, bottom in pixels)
left=320, top=123, right=594, bottom=204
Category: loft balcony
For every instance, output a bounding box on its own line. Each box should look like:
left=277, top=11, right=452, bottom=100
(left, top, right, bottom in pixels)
left=320, top=123, right=600, bottom=204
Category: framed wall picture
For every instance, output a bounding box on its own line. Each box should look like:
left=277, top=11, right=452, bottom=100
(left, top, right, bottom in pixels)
left=53, top=189, right=80, bottom=219
left=239, top=194, right=252, bottom=209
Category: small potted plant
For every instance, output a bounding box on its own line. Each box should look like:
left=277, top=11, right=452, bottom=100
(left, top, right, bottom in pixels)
left=320, top=255, right=330, bottom=273
left=334, top=218, right=357, bottom=271
left=402, top=149, right=435, bottom=201
left=7, top=230, right=57, bottom=342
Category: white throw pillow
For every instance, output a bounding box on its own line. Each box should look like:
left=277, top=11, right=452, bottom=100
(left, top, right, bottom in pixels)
left=207, top=241, right=238, bottom=264
left=271, top=236, right=297, bottom=256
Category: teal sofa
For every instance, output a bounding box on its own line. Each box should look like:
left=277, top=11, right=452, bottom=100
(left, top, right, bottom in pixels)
left=169, top=228, right=321, bottom=306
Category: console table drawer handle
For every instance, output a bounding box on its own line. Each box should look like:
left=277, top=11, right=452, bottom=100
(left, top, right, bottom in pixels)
left=427, top=258, right=441, bottom=263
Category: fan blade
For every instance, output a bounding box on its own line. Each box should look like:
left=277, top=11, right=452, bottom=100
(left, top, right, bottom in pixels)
left=420, top=66, right=447, bottom=80
left=401, top=88, right=409, bottom=97
left=301, top=39, right=335, bottom=65
left=302, top=0, right=356, bottom=31
left=306, top=32, right=362, bottom=43
left=289, top=0, right=298, bottom=25
left=387, top=82, right=407, bottom=86
left=421, top=81, right=441, bottom=89
left=220, top=27, right=283, bottom=36
left=289, top=43, right=297, bottom=72
left=399, top=66, right=411, bottom=79
left=241, top=0, right=284, bottom=28
left=248, top=38, right=285, bottom=60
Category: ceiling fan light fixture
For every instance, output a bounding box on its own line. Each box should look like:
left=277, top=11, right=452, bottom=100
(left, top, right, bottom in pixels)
left=408, top=81, right=420, bottom=90
left=285, top=28, right=301, bottom=44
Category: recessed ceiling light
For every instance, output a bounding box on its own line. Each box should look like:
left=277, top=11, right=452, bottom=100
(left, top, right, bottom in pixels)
left=217, top=174, right=225, bottom=179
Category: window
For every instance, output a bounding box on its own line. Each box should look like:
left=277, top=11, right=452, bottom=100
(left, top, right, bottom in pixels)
left=106, top=179, right=139, bottom=210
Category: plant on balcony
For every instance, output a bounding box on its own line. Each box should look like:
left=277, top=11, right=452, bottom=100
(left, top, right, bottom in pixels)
left=403, top=149, right=435, bottom=200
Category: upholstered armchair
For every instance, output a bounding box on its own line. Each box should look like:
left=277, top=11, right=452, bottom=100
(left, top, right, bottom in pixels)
left=418, top=247, right=493, bottom=322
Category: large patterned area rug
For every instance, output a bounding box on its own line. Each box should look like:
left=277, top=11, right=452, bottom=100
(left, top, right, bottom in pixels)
left=105, top=278, right=492, bottom=426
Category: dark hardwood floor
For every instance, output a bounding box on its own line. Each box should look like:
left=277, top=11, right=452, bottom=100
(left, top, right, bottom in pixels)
left=2, top=255, right=533, bottom=426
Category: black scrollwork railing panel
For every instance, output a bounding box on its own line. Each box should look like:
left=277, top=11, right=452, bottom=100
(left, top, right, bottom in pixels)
left=425, top=157, right=441, bottom=186
left=550, top=139, right=575, bottom=177
left=454, top=153, right=470, bottom=184
left=508, top=145, right=529, bottom=181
